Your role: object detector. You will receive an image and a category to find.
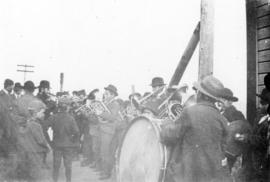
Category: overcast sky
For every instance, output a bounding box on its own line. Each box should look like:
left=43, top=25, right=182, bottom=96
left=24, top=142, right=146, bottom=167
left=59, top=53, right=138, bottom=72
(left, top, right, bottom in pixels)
left=0, top=0, right=247, bottom=114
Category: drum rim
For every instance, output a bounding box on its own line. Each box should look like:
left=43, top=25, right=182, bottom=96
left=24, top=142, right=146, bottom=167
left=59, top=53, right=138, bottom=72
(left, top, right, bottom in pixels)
left=116, top=116, right=167, bottom=182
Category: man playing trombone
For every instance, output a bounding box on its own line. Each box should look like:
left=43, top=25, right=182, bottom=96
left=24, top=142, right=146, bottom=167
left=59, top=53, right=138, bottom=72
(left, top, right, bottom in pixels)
left=98, top=84, right=122, bottom=180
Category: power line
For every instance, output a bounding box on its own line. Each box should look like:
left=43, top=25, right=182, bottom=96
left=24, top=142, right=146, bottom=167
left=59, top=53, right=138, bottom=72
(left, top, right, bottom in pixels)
left=17, top=64, right=35, bottom=82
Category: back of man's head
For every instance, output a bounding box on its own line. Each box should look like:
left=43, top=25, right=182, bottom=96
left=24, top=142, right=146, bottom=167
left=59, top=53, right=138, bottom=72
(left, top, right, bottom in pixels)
left=4, top=79, right=14, bottom=89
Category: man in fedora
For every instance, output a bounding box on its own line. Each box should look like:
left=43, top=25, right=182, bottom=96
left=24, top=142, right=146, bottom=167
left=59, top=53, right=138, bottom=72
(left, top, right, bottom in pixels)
left=161, top=75, right=231, bottom=182
left=98, top=84, right=122, bottom=180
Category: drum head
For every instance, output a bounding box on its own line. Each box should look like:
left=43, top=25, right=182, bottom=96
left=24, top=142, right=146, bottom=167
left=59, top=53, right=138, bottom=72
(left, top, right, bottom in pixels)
left=118, top=116, right=165, bottom=182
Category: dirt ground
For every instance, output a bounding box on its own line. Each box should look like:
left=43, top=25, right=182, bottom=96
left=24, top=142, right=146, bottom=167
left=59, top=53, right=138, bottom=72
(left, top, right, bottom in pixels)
left=35, top=153, right=114, bottom=182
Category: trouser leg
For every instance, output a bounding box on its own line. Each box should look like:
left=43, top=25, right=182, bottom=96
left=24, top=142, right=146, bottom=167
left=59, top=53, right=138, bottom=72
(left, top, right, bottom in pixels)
left=53, top=149, right=62, bottom=182
left=63, top=148, right=74, bottom=182
left=28, top=152, right=43, bottom=182
left=5, top=151, right=18, bottom=181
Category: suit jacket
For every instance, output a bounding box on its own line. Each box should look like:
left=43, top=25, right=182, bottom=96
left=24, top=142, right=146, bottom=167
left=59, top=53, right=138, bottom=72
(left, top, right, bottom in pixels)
left=161, top=101, right=231, bottom=182
left=0, top=90, right=20, bottom=116
left=0, top=90, right=20, bottom=154
left=17, top=120, right=49, bottom=153
left=46, top=112, right=80, bottom=148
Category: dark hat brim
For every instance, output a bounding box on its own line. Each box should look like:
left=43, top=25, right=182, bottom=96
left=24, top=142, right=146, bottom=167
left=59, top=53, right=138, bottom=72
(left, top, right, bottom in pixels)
left=150, top=83, right=166, bottom=87
left=224, top=96, right=238, bottom=102
left=193, top=81, right=219, bottom=100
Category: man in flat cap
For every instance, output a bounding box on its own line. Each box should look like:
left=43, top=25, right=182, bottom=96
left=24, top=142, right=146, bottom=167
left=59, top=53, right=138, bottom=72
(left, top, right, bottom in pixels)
left=161, top=75, right=231, bottom=182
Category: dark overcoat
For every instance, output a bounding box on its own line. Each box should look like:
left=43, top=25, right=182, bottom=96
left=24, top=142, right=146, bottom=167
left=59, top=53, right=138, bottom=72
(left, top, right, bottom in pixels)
left=161, top=101, right=231, bottom=182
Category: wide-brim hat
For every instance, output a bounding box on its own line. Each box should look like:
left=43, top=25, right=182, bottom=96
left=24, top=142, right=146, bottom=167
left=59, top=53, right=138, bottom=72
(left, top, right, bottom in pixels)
left=23, top=81, right=36, bottom=91
left=193, top=75, right=224, bottom=100
left=38, top=80, right=50, bottom=89
left=219, top=88, right=238, bottom=102
left=150, top=77, right=166, bottom=87
left=104, top=84, right=118, bottom=96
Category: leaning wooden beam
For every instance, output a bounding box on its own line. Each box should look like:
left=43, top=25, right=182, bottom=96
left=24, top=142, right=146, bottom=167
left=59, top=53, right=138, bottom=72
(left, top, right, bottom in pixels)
left=169, top=22, right=200, bottom=87
left=198, top=0, right=215, bottom=80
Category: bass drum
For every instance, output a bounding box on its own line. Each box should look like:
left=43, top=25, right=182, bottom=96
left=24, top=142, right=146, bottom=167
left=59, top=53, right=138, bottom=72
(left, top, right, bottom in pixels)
left=117, top=116, right=168, bottom=182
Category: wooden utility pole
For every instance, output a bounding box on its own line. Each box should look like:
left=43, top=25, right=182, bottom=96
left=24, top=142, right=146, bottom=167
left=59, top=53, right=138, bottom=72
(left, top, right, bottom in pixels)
left=60, top=73, right=64, bottom=92
left=131, top=85, right=135, bottom=94
left=17, top=64, right=34, bottom=82
left=198, top=0, right=214, bottom=80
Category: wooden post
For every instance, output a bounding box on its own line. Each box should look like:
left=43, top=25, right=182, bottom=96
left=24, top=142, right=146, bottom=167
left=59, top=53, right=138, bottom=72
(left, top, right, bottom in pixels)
left=198, top=0, right=215, bottom=80
left=60, top=73, right=64, bottom=92
left=246, top=0, right=257, bottom=125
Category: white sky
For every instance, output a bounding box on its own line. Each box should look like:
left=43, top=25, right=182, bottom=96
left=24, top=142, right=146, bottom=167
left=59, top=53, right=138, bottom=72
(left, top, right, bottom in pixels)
left=0, top=0, right=247, bottom=114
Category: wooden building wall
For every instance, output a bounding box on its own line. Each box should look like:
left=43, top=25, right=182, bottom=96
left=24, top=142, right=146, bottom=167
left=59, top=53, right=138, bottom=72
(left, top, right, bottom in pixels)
left=257, top=0, right=270, bottom=93
left=246, top=0, right=270, bottom=123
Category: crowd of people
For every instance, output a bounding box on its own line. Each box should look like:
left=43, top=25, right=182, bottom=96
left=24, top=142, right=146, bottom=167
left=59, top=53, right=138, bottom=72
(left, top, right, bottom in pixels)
left=0, top=74, right=269, bottom=182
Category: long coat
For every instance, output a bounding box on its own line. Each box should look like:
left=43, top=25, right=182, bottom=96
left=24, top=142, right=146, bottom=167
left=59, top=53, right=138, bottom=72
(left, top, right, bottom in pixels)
left=0, top=90, right=20, bottom=155
left=161, top=101, right=231, bottom=182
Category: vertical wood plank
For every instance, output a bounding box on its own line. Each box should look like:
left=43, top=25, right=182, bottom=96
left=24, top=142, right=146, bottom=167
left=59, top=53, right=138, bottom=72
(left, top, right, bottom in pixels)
left=199, top=0, right=215, bottom=80
left=246, top=0, right=257, bottom=124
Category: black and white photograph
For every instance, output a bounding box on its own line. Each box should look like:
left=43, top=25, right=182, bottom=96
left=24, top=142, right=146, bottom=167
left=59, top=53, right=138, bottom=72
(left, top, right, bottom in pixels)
left=0, top=0, right=270, bottom=181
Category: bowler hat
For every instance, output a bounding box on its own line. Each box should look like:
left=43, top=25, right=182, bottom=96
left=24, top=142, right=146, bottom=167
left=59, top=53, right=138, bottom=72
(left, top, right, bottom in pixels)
left=219, top=88, right=238, bottom=102
left=256, top=88, right=270, bottom=105
left=23, top=81, right=36, bottom=92
left=150, top=77, right=165, bottom=87
left=14, top=82, right=23, bottom=89
left=104, top=84, right=118, bottom=96
left=38, top=80, right=50, bottom=89
left=193, top=75, right=224, bottom=100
